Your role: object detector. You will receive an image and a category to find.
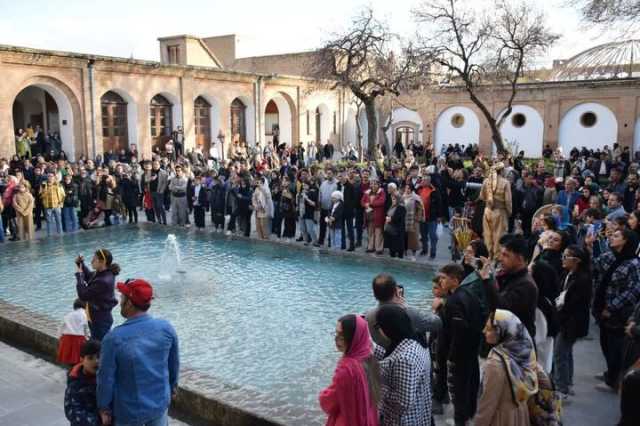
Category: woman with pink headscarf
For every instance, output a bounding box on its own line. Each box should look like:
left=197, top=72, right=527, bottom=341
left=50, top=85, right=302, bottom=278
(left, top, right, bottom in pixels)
left=319, top=314, right=380, bottom=426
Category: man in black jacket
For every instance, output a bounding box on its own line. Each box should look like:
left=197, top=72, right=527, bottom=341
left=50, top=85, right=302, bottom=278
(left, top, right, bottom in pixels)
left=339, top=171, right=356, bottom=251
left=438, top=263, right=484, bottom=426
left=480, top=234, right=539, bottom=340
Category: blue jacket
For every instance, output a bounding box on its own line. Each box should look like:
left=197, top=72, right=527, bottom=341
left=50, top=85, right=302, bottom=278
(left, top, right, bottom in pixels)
left=556, top=190, right=580, bottom=212
left=97, top=314, right=179, bottom=424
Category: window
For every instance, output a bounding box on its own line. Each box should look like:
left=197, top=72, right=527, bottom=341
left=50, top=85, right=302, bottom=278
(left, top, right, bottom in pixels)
left=451, top=114, right=465, bottom=128
left=511, top=113, right=526, bottom=128
left=194, top=96, right=211, bottom=151
left=230, top=98, right=246, bottom=143
left=150, top=94, right=173, bottom=148
left=101, top=91, right=128, bottom=152
left=395, top=126, right=415, bottom=146
left=580, top=111, right=597, bottom=128
left=167, top=45, right=180, bottom=64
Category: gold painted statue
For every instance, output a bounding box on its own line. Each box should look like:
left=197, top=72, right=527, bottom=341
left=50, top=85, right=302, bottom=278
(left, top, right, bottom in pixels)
left=479, top=162, right=512, bottom=258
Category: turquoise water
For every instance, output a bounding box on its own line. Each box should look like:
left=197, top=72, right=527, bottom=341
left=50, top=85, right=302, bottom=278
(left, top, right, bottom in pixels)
left=0, top=225, right=434, bottom=425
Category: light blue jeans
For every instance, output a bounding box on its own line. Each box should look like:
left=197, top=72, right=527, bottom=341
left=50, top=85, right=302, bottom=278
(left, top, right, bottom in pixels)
left=302, top=218, right=317, bottom=242
left=330, top=228, right=342, bottom=250
left=45, top=207, right=63, bottom=236
left=62, top=206, right=78, bottom=232
left=116, top=410, right=168, bottom=426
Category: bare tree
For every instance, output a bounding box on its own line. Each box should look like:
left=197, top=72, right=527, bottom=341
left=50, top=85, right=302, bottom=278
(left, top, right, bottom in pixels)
left=351, top=97, right=365, bottom=159
left=309, top=8, right=420, bottom=157
left=413, top=0, right=558, bottom=154
left=572, top=0, right=640, bottom=25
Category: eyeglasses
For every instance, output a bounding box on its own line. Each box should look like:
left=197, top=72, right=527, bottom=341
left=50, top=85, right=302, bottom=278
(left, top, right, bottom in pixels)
left=562, top=254, right=578, bottom=260
left=332, top=331, right=345, bottom=340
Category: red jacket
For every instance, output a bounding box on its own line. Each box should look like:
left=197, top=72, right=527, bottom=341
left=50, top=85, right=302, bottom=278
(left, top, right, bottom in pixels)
left=417, top=185, right=434, bottom=220
left=361, top=189, right=386, bottom=227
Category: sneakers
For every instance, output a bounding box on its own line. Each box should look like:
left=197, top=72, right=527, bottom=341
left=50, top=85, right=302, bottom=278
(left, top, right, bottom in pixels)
left=558, top=392, right=572, bottom=405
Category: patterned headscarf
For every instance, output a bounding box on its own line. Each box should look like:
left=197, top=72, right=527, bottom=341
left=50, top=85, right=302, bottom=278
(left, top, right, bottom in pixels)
left=490, top=309, right=539, bottom=403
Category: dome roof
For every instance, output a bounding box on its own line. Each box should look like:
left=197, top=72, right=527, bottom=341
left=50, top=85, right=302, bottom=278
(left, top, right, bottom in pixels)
left=551, top=39, right=640, bottom=81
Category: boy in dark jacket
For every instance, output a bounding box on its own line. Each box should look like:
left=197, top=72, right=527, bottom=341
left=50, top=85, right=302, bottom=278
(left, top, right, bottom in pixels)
left=64, top=340, right=101, bottom=426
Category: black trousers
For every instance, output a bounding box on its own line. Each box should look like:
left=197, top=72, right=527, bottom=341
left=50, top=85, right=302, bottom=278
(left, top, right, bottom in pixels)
left=600, top=326, right=626, bottom=387
left=126, top=204, right=138, bottom=223
left=194, top=206, right=206, bottom=228
left=34, top=198, right=45, bottom=229
left=318, top=209, right=330, bottom=245
left=448, top=356, right=480, bottom=423
left=238, top=213, right=251, bottom=237
left=355, top=208, right=364, bottom=245
left=431, top=331, right=449, bottom=403
left=341, top=212, right=355, bottom=249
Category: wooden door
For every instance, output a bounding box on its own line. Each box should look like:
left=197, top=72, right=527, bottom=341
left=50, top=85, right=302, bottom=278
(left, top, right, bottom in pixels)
left=101, top=91, right=129, bottom=153
left=150, top=95, right=172, bottom=149
left=194, top=96, right=211, bottom=152
left=230, top=98, right=246, bottom=143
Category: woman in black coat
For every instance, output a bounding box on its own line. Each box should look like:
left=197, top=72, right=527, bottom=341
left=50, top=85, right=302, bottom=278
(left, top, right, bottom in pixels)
left=384, top=193, right=406, bottom=258
left=553, top=244, right=593, bottom=397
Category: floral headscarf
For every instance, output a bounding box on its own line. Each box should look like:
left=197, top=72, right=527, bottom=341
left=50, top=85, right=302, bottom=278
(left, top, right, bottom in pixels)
left=490, top=309, right=539, bottom=403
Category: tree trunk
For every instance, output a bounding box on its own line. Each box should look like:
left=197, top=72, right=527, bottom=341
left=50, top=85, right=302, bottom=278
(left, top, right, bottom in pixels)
left=364, top=100, right=378, bottom=158
left=489, top=120, right=507, bottom=155
left=355, top=104, right=364, bottom=160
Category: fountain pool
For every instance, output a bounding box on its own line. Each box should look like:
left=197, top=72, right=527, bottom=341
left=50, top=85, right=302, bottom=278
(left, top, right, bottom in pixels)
left=0, top=224, right=435, bottom=425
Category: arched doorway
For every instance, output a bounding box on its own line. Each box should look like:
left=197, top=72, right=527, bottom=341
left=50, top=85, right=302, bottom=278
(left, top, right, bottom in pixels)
left=150, top=94, right=173, bottom=149
left=101, top=91, right=128, bottom=154
left=230, top=98, right=247, bottom=144
left=559, top=102, right=617, bottom=153
left=194, top=96, right=212, bottom=152
left=497, top=105, right=544, bottom=157
left=12, top=86, right=68, bottom=157
left=434, top=106, right=480, bottom=154
left=265, top=99, right=279, bottom=147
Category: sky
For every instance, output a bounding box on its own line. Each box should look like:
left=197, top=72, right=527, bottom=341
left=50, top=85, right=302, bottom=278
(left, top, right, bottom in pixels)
left=0, top=0, right=629, bottom=66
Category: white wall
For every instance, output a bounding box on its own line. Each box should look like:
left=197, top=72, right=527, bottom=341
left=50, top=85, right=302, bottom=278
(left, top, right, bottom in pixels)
left=316, top=103, right=331, bottom=145
left=635, top=118, right=640, bottom=154
left=434, top=106, right=480, bottom=154
left=498, top=105, right=544, bottom=157
left=559, top=102, right=617, bottom=154
left=344, top=107, right=358, bottom=150
left=386, top=107, right=423, bottom=144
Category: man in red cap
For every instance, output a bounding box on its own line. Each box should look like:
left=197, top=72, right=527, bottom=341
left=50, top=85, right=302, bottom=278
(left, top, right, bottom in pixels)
left=97, top=279, right=179, bottom=426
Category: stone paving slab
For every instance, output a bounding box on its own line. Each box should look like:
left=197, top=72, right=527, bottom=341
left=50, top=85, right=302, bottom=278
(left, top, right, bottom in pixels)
left=0, top=341, right=189, bottom=426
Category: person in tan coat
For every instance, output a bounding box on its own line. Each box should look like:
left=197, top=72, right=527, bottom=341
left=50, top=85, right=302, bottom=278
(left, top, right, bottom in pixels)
left=474, top=309, right=538, bottom=426
left=480, top=162, right=512, bottom=258
left=13, top=182, right=35, bottom=240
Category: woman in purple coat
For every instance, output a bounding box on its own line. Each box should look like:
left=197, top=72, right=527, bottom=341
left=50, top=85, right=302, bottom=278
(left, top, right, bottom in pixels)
left=75, top=249, right=120, bottom=341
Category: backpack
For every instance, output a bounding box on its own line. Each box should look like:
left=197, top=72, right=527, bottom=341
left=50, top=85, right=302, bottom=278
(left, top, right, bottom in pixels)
left=528, top=365, right=563, bottom=426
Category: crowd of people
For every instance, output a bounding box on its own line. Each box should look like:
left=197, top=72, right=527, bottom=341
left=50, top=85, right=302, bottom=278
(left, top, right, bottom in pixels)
left=3, top=135, right=640, bottom=425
